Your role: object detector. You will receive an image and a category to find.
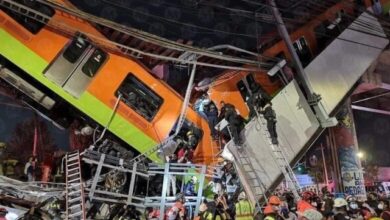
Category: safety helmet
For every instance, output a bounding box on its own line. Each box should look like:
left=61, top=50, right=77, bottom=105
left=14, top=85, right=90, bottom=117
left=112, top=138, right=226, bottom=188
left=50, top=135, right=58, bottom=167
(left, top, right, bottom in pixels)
left=191, top=176, right=198, bottom=183
left=238, top=191, right=247, bottom=200
left=269, top=195, right=281, bottom=205
left=264, top=205, right=275, bottom=215
left=80, top=126, right=93, bottom=136
left=334, top=198, right=348, bottom=208
left=186, top=131, right=194, bottom=136
left=0, top=142, right=6, bottom=148
left=302, top=209, right=323, bottom=220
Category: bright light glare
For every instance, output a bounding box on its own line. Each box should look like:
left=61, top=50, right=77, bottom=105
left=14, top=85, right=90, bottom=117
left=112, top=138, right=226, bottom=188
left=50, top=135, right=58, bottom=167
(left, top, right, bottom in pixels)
left=357, top=152, right=364, bottom=159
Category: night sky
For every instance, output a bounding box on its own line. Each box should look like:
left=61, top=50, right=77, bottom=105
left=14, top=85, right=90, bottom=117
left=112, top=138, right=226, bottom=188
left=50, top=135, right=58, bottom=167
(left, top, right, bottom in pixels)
left=0, top=95, right=69, bottom=150
left=353, top=110, right=390, bottom=167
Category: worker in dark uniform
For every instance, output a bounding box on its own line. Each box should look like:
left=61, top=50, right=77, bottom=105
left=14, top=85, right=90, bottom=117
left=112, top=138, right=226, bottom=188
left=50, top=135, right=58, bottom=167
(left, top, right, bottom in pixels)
left=248, top=83, right=272, bottom=120
left=205, top=100, right=219, bottom=140
left=224, top=103, right=242, bottom=145
left=248, top=83, right=278, bottom=145
left=261, top=102, right=278, bottom=145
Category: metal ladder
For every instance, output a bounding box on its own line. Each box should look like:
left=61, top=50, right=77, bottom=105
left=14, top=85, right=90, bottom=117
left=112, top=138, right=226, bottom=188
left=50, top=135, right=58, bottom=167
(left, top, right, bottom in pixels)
left=65, top=151, right=86, bottom=220
left=255, top=112, right=301, bottom=200
left=235, top=145, right=269, bottom=206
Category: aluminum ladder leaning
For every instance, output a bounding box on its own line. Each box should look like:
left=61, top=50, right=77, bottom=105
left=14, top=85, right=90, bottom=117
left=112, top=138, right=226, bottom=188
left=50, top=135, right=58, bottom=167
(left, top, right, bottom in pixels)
left=65, top=150, right=87, bottom=220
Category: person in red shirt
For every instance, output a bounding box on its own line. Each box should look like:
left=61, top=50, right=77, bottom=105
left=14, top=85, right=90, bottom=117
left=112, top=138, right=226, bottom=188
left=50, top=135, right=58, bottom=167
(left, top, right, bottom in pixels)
left=177, top=146, right=194, bottom=163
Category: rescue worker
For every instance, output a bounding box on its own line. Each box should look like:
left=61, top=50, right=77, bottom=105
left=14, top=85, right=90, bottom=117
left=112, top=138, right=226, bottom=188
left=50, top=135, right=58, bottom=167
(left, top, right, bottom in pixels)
left=166, top=193, right=186, bottom=220
left=224, top=103, right=242, bottom=145
left=264, top=196, right=282, bottom=220
left=185, top=130, right=198, bottom=149
left=235, top=191, right=253, bottom=220
left=195, top=94, right=210, bottom=120
left=48, top=198, right=61, bottom=220
left=298, top=191, right=315, bottom=214
left=184, top=176, right=198, bottom=196
left=196, top=203, right=213, bottom=220
left=205, top=100, right=219, bottom=140
left=333, top=198, right=350, bottom=220
left=247, top=83, right=272, bottom=119
left=261, top=102, right=278, bottom=145
left=208, top=194, right=230, bottom=219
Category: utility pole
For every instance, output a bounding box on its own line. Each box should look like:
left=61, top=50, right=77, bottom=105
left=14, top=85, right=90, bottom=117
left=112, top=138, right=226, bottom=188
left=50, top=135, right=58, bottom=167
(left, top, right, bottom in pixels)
left=266, top=0, right=337, bottom=128
left=320, top=144, right=329, bottom=186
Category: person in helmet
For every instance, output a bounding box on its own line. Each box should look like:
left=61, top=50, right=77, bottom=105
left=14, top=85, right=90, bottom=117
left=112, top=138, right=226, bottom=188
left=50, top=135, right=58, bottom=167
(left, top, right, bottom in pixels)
left=195, top=203, right=213, bottom=220
left=184, top=176, right=198, bottom=196
left=301, top=209, right=323, bottom=220
left=234, top=191, right=253, bottom=220
left=264, top=196, right=282, bottom=220
left=298, top=192, right=315, bottom=214
left=334, top=198, right=350, bottom=220
left=185, top=130, right=198, bottom=149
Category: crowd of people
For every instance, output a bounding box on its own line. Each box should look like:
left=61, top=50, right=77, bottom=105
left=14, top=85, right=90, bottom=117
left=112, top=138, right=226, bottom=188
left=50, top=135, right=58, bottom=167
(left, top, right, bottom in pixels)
left=146, top=188, right=390, bottom=220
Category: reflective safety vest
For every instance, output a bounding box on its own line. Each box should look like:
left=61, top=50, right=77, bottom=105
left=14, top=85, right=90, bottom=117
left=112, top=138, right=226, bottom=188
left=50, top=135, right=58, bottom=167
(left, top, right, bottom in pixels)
left=235, top=200, right=253, bottom=220
left=198, top=211, right=213, bottom=220
left=264, top=216, right=276, bottom=220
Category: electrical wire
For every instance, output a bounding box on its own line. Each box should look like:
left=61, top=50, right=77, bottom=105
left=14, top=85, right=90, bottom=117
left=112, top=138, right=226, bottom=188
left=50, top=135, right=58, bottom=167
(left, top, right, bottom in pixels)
left=1, top=0, right=270, bottom=71
left=241, top=0, right=389, bottom=50
left=84, top=0, right=390, bottom=60
left=36, top=0, right=273, bottom=67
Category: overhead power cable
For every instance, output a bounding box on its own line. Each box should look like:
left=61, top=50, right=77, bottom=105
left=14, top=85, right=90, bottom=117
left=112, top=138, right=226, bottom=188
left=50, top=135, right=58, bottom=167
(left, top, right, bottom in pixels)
left=0, top=0, right=265, bottom=71
left=37, top=0, right=274, bottom=67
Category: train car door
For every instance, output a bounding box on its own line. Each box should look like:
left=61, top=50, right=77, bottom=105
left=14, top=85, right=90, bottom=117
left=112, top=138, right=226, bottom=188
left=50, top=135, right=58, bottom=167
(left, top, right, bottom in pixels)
left=44, top=34, right=107, bottom=98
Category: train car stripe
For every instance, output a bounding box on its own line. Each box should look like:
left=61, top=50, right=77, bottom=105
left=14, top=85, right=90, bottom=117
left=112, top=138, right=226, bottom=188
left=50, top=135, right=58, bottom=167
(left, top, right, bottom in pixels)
left=0, top=29, right=159, bottom=160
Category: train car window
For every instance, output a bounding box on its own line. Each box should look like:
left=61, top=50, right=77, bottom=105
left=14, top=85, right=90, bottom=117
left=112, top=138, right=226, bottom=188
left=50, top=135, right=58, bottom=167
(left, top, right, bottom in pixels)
left=236, top=80, right=250, bottom=102
left=116, top=74, right=163, bottom=121
left=293, top=37, right=312, bottom=67
left=246, top=74, right=256, bottom=89
left=63, top=36, right=90, bottom=63
left=169, top=119, right=203, bottom=150
left=0, top=0, right=55, bottom=34
left=81, top=49, right=107, bottom=77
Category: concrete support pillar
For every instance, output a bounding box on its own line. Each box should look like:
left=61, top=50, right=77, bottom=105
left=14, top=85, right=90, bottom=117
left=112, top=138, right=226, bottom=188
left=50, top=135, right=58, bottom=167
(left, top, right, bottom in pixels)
left=331, top=100, right=367, bottom=199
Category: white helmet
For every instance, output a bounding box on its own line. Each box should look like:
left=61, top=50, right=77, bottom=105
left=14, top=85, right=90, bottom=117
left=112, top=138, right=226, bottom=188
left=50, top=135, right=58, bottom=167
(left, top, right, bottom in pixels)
left=191, top=176, right=198, bottom=183
left=238, top=191, right=247, bottom=200
left=80, top=126, right=93, bottom=136
left=334, top=198, right=348, bottom=208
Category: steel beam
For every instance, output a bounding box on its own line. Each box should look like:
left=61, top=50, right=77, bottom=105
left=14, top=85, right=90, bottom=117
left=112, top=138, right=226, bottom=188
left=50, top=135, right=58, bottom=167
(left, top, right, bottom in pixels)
left=351, top=105, right=390, bottom=116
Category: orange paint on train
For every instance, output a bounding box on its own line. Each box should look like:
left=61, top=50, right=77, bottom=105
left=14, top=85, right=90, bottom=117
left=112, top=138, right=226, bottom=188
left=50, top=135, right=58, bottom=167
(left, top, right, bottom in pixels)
left=209, top=2, right=355, bottom=119
left=0, top=1, right=217, bottom=163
